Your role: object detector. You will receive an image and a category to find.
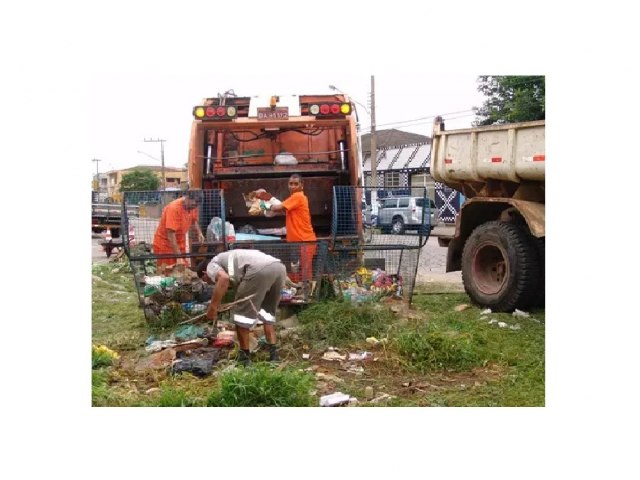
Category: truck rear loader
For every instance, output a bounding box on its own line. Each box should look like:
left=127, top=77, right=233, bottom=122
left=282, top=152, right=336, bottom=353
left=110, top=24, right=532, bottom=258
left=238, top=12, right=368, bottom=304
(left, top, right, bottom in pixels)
left=430, top=117, right=545, bottom=311
left=187, top=91, right=364, bottom=243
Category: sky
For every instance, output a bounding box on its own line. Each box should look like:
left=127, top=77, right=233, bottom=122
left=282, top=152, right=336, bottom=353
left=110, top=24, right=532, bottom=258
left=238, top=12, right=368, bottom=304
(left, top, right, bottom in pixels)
left=4, top=1, right=640, bottom=479
left=90, top=73, right=486, bottom=175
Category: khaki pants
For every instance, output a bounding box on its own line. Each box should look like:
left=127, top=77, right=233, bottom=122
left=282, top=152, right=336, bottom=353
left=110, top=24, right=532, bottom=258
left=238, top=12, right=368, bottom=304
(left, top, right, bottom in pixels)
left=231, top=262, right=286, bottom=326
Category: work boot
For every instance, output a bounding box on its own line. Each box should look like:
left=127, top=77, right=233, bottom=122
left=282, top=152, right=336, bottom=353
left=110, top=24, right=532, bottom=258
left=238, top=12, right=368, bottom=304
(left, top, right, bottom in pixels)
left=237, top=349, right=252, bottom=367
left=268, top=344, right=280, bottom=363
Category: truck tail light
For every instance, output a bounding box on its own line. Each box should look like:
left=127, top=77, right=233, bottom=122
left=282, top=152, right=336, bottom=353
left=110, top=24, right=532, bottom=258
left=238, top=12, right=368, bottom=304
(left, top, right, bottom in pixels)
left=194, top=105, right=239, bottom=120
left=308, top=103, right=352, bottom=117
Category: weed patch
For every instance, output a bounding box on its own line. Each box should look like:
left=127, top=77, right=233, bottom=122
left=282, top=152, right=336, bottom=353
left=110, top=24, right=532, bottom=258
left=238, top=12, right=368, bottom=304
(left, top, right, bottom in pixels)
left=207, top=365, right=316, bottom=407
left=297, top=300, right=395, bottom=346
left=395, top=328, right=483, bottom=372
left=154, top=388, right=200, bottom=407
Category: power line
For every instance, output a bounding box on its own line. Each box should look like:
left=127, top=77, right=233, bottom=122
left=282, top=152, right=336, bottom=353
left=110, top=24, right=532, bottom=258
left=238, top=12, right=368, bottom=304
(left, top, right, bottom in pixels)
left=359, top=112, right=477, bottom=134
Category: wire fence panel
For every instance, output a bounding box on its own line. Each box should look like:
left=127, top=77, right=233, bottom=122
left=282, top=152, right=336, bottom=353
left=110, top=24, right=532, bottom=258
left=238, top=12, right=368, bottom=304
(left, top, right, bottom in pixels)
left=327, top=186, right=433, bottom=305
left=122, top=189, right=225, bottom=261
left=325, top=246, right=421, bottom=304
left=331, top=186, right=434, bottom=250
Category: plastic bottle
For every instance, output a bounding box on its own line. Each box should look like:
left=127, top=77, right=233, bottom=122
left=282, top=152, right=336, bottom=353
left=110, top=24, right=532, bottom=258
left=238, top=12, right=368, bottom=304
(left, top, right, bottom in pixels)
left=225, top=222, right=236, bottom=243
left=207, top=217, right=223, bottom=242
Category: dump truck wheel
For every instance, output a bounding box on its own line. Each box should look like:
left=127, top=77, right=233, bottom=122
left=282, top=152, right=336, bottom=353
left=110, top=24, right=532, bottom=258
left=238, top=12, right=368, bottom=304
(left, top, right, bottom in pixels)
left=461, top=221, right=540, bottom=312
left=533, top=236, right=545, bottom=307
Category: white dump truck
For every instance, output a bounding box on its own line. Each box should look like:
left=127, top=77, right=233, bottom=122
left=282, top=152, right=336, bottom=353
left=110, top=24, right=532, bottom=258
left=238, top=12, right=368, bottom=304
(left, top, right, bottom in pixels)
left=430, top=117, right=545, bottom=311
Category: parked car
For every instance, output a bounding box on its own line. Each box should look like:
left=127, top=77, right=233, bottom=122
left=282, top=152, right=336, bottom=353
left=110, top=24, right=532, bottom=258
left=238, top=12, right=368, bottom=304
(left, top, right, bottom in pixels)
left=377, top=196, right=439, bottom=234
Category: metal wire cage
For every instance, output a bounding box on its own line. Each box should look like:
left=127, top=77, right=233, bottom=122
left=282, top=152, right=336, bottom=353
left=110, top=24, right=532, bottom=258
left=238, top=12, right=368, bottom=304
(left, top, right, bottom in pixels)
left=327, top=186, right=433, bottom=305
left=331, top=186, right=434, bottom=250
left=120, top=185, right=433, bottom=324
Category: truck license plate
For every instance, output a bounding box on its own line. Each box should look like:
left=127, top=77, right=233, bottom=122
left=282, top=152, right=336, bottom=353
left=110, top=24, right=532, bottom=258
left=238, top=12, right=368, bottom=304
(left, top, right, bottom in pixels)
left=257, top=107, right=289, bottom=120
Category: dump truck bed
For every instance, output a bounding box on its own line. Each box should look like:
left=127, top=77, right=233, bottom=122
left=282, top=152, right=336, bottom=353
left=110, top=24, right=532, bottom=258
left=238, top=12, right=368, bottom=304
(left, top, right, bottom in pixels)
left=430, top=119, right=545, bottom=195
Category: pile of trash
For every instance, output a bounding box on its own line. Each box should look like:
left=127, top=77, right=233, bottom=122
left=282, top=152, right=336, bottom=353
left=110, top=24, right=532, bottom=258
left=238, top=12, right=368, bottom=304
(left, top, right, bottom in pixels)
left=139, top=323, right=239, bottom=377
left=334, top=266, right=403, bottom=303
left=140, top=267, right=213, bottom=326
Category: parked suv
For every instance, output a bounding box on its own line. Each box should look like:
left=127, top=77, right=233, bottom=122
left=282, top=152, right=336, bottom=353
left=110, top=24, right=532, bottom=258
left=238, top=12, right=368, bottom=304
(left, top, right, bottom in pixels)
left=377, top=196, right=439, bottom=235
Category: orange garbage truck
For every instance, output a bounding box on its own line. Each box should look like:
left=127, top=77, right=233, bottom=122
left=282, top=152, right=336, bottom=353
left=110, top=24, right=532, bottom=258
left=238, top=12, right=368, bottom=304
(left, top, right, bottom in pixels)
left=187, top=91, right=365, bottom=283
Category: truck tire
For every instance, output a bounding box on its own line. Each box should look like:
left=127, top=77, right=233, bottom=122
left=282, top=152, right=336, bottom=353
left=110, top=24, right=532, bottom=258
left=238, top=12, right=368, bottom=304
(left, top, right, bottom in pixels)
left=391, top=217, right=405, bottom=235
left=533, top=237, right=545, bottom=307
left=461, top=221, right=540, bottom=312
left=110, top=227, right=121, bottom=239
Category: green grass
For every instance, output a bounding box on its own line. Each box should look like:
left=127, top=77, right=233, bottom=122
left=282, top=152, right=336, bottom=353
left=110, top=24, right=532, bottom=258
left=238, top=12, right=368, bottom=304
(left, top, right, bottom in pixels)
left=398, top=293, right=545, bottom=406
left=395, top=328, right=484, bottom=372
left=297, top=299, right=396, bottom=347
left=207, top=364, right=316, bottom=407
left=92, top=263, right=148, bottom=351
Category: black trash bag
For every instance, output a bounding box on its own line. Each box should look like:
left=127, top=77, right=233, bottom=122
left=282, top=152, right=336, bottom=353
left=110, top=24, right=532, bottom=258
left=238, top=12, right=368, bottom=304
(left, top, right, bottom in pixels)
left=171, top=348, right=221, bottom=377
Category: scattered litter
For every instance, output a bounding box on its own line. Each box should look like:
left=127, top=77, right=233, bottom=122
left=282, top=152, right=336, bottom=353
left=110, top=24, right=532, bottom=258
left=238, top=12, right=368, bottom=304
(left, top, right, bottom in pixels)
left=145, top=340, right=177, bottom=353
left=146, top=348, right=176, bottom=369
left=217, top=330, right=236, bottom=341
left=145, top=387, right=160, bottom=395
left=370, top=393, right=395, bottom=404
left=365, top=337, right=380, bottom=345
left=322, top=351, right=346, bottom=361
left=173, top=337, right=209, bottom=353
left=213, top=337, right=234, bottom=348
left=348, top=351, right=374, bottom=361
left=454, top=304, right=470, bottom=312
left=497, top=322, right=508, bottom=328
left=509, top=324, right=521, bottom=331
left=365, top=386, right=374, bottom=400
left=348, top=398, right=359, bottom=406
left=346, top=365, right=365, bottom=375
left=319, top=392, right=352, bottom=407
left=512, top=309, right=531, bottom=318
left=488, top=319, right=498, bottom=325
left=302, top=353, right=310, bottom=360
left=174, top=324, right=205, bottom=342
left=480, top=308, right=492, bottom=315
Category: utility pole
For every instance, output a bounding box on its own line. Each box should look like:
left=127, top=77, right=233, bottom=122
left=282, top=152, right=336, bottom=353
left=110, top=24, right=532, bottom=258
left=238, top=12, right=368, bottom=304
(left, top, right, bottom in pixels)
left=369, top=75, right=378, bottom=212
left=144, top=138, right=166, bottom=189
left=92, top=158, right=102, bottom=191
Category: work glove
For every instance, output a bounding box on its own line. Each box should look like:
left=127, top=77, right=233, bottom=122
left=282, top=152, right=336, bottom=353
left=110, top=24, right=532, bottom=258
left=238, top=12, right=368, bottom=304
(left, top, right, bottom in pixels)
left=259, top=200, right=271, bottom=211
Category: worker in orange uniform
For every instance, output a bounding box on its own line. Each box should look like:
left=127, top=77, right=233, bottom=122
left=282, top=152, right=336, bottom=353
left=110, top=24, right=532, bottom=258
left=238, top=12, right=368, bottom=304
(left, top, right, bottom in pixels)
left=153, top=189, right=205, bottom=272
left=263, top=174, right=317, bottom=284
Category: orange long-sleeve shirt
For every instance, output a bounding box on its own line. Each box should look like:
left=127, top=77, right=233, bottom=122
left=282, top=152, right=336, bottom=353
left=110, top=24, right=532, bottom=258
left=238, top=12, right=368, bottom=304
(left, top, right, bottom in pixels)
left=153, top=197, right=199, bottom=256
left=281, top=191, right=316, bottom=242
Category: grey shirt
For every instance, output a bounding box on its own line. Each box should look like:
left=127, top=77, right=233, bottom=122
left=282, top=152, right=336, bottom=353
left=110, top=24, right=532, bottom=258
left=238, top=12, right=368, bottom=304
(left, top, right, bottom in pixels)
left=206, top=250, right=282, bottom=285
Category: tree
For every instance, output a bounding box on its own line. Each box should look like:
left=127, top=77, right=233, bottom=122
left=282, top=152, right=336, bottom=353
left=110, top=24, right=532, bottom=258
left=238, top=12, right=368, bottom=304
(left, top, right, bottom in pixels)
left=119, top=169, right=160, bottom=191
left=473, top=76, right=545, bottom=126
